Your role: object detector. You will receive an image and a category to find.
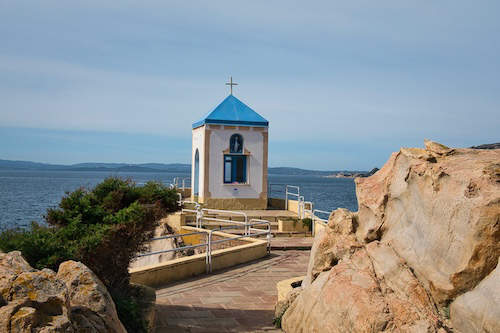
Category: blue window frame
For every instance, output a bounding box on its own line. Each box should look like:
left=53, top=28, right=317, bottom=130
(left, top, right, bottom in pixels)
left=224, top=134, right=247, bottom=184
left=224, top=155, right=247, bottom=184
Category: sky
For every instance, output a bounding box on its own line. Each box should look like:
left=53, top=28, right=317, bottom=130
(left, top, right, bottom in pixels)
left=0, top=1, right=499, bottom=170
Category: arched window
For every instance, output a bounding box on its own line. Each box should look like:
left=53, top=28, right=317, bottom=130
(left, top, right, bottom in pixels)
left=194, top=149, right=199, bottom=195
left=229, top=134, right=243, bottom=154
left=224, top=134, right=247, bottom=184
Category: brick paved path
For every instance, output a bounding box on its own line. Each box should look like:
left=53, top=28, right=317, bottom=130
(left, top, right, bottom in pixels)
left=154, top=250, right=310, bottom=332
left=270, top=237, right=313, bottom=250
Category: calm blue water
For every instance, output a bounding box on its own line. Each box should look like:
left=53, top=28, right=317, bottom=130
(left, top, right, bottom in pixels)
left=0, top=170, right=357, bottom=230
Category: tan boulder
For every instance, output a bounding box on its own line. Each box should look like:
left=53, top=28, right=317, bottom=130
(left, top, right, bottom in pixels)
left=280, top=141, right=499, bottom=332
left=302, top=209, right=361, bottom=287
left=356, top=142, right=500, bottom=303
left=0, top=253, right=74, bottom=332
left=450, top=257, right=500, bottom=333
left=355, top=152, right=398, bottom=243
left=0, top=251, right=35, bottom=302
left=282, top=249, right=391, bottom=333
left=0, top=251, right=127, bottom=333
left=57, top=260, right=127, bottom=333
left=423, top=139, right=453, bottom=156
left=283, top=244, right=442, bottom=332
left=365, top=242, right=441, bottom=330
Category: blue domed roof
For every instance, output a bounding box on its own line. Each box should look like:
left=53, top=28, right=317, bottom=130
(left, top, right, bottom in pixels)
left=192, top=95, right=268, bottom=128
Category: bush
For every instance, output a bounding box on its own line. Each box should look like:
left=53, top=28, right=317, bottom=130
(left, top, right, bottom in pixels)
left=112, top=292, right=149, bottom=333
left=301, top=217, right=313, bottom=232
left=0, top=177, right=179, bottom=332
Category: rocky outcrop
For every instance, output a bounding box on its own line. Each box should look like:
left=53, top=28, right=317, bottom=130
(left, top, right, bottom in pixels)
left=57, top=261, right=127, bottom=333
left=471, top=143, right=500, bottom=150
left=281, top=141, right=500, bottom=332
left=450, top=257, right=500, bottom=333
left=302, top=208, right=361, bottom=288
left=0, top=251, right=126, bottom=333
left=356, top=140, right=499, bottom=303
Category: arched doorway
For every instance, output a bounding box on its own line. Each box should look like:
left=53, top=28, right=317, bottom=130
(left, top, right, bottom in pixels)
left=194, top=149, right=199, bottom=196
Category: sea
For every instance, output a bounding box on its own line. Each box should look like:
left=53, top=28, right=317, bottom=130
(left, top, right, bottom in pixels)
left=0, top=169, right=358, bottom=230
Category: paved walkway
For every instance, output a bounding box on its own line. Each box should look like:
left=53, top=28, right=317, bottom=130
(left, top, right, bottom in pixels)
left=270, top=237, right=313, bottom=250
left=154, top=250, right=310, bottom=332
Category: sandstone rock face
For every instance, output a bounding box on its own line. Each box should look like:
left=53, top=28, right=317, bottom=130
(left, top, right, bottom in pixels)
left=450, top=257, right=500, bottom=333
left=281, top=141, right=499, bottom=332
left=57, top=261, right=127, bottom=333
left=302, top=209, right=361, bottom=288
left=356, top=142, right=499, bottom=303
left=0, top=251, right=126, bottom=333
left=283, top=242, right=441, bottom=332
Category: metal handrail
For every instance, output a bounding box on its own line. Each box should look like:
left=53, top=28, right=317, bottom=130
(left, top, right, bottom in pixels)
left=312, top=209, right=330, bottom=235
left=285, top=185, right=300, bottom=210
left=206, top=220, right=271, bottom=272
left=181, top=177, right=191, bottom=190
left=202, top=208, right=249, bottom=235
left=136, top=221, right=271, bottom=274
left=172, top=177, right=180, bottom=188
left=301, top=199, right=313, bottom=220
left=248, top=218, right=272, bottom=253
left=136, top=230, right=208, bottom=258
left=151, top=231, right=205, bottom=241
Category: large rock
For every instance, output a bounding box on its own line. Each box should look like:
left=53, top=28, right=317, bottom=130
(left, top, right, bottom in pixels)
left=0, top=251, right=127, bottom=333
left=57, top=261, right=127, bottom=333
left=356, top=141, right=500, bottom=303
left=0, top=252, right=73, bottom=332
left=302, top=208, right=361, bottom=288
left=281, top=141, right=499, bottom=332
left=283, top=244, right=441, bottom=332
left=450, top=257, right=500, bottom=333
left=283, top=249, right=389, bottom=333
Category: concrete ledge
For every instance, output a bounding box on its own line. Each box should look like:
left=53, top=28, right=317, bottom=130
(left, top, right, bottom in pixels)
left=129, top=227, right=268, bottom=288
left=202, top=198, right=268, bottom=210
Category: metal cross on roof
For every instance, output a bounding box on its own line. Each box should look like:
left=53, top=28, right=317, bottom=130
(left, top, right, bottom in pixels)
left=225, top=76, right=238, bottom=95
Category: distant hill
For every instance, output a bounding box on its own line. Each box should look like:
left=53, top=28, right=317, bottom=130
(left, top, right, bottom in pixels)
left=268, top=167, right=332, bottom=176
left=268, top=167, right=370, bottom=176
left=0, top=159, right=66, bottom=170
left=0, top=159, right=191, bottom=173
left=470, top=143, right=500, bottom=150
left=0, top=159, right=368, bottom=176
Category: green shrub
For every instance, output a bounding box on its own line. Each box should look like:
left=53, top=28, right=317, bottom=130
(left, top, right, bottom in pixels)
left=0, top=177, right=179, bottom=332
left=301, top=217, right=313, bottom=231
left=112, top=291, right=149, bottom=333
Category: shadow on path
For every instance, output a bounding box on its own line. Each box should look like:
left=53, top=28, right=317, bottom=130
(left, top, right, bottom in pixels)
left=155, top=304, right=279, bottom=332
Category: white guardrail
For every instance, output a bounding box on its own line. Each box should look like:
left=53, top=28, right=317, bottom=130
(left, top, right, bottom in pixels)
left=285, top=185, right=300, bottom=210
left=172, top=177, right=191, bottom=190
left=137, top=219, right=271, bottom=273
left=312, top=209, right=330, bottom=235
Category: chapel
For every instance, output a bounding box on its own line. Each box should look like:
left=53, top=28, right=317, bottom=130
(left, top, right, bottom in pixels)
left=191, top=79, right=269, bottom=209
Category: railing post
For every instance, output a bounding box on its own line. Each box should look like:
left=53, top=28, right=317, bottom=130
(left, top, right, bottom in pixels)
left=285, top=186, right=288, bottom=210
left=244, top=214, right=248, bottom=236
left=208, top=231, right=213, bottom=273
left=196, top=206, right=203, bottom=228
left=205, top=233, right=210, bottom=273
left=312, top=214, right=315, bottom=236
left=266, top=222, right=271, bottom=254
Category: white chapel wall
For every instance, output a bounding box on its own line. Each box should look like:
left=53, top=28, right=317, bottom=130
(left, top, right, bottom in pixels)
left=208, top=126, right=266, bottom=199
left=191, top=126, right=205, bottom=198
